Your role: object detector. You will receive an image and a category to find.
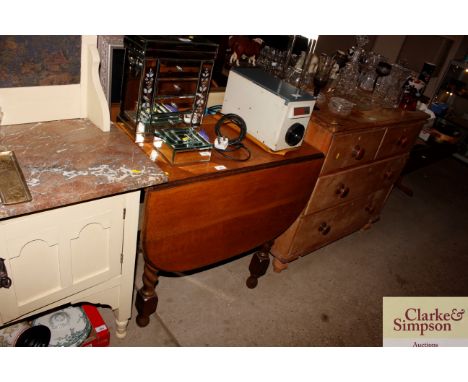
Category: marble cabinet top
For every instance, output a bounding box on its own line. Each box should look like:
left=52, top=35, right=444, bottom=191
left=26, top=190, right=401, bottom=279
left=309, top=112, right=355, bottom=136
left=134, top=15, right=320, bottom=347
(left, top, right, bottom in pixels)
left=0, top=119, right=167, bottom=219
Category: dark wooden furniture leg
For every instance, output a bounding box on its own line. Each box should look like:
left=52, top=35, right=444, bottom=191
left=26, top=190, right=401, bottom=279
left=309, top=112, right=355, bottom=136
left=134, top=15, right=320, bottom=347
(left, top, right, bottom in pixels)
left=395, top=176, right=413, bottom=197
left=246, top=241, right=273, bottom=289
left=135, top=260, right=159, bottom=327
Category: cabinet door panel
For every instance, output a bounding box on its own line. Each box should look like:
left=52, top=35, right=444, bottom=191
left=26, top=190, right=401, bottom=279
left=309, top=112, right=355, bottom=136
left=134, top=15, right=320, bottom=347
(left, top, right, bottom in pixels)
left=9, top=238, right=61, bottom=306
left=63, top=200, right=124, bottom=291
left=70, top=220, right=113, bottom=285
left=0, top=196, right=125, bottom=323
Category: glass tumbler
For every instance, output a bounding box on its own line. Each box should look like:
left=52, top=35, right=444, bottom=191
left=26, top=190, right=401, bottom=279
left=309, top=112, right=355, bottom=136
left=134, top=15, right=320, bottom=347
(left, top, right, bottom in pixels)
left=313, top=53, right=336, bottom=96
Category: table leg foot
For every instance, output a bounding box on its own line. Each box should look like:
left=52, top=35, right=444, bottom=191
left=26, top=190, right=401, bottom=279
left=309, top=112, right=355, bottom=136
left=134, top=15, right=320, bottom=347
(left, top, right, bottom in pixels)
left=395, top=177, right=414, bottom=197
left=115, top=319, right=128, bottom=338
left=135, top=260, right=159, bottom=327
left=246, top=242, right=272, bottom=289
left=272, top=257, right=288, bottom=273
left=246, top=275, right=258, bottom=289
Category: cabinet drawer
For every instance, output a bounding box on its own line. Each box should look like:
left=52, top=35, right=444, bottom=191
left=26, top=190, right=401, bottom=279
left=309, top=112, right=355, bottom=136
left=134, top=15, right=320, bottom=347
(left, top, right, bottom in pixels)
left=321, top=128, right=386, bottom=174
left=290, top=190, right=389, bottom=259
left=305, top=155, right=408, bottom=215
left=158, top=60, right=201, bottom=78
left=156, top=79, right=198, bottom=96
left=376, top=123, right=423, bottom=159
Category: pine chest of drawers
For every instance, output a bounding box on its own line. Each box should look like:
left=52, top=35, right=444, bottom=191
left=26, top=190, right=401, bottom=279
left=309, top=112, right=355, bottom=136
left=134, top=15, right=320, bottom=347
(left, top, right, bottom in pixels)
left=271, top=108, right=428, bottom=269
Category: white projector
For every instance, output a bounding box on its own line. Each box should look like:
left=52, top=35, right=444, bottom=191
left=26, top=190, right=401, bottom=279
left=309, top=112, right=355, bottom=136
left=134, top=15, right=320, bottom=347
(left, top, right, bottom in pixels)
left=221, top=67, right=316, bottom=151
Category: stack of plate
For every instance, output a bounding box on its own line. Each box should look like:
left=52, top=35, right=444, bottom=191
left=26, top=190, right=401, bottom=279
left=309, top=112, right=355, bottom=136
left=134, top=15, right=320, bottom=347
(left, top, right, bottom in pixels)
left=32, top=306, right=91, bottom=347
left=0, top=321, right=30, bottom=347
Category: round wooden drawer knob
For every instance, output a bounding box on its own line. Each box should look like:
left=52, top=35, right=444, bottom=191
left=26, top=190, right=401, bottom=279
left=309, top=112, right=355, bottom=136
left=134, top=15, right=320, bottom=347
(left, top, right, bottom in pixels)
left=396, top=136, right=409, bottom=147
left=335, top=183, right=350, bottom=198
left=384, top=170, right=394, bottom=180
left=365, top=204, right=376, bottom=214
left=352, top=145, right=365, bottom=160
left=318, top=222, right=331, bottom=235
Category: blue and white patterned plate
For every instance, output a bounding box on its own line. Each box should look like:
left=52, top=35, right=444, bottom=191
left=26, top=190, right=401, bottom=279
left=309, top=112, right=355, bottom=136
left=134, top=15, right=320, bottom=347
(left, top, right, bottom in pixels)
left=32, top=306, right=91, bottom=347
left=0, top=321, right=30, bottom=347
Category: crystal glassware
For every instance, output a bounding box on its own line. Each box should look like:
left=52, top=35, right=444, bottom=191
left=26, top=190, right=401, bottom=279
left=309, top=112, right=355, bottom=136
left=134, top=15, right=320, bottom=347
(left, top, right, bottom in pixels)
left=328, top=96, right=355, bottom=117
left=286, top=67, right=303, bottom=88
left=373, top=64, right=411, bottom=108
left=333, top=36, right=369, bottom=98
left=313, top=53, right=336, bottom=96
left=358, top=52, right=382, bottom=91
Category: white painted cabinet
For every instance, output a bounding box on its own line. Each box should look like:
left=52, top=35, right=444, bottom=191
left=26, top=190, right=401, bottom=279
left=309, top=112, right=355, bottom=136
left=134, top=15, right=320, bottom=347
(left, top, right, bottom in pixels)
left=0, top=191, right=140, bottom=338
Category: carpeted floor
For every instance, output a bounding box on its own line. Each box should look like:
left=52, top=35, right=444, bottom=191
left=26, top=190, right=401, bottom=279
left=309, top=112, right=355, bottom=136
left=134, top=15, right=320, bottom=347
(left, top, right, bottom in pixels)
left=100, top=156, right=468, bottom=346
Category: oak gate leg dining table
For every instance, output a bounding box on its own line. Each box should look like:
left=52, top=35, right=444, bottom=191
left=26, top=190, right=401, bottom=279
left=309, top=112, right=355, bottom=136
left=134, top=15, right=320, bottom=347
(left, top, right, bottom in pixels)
left=120, top=116, right=324, bottom=327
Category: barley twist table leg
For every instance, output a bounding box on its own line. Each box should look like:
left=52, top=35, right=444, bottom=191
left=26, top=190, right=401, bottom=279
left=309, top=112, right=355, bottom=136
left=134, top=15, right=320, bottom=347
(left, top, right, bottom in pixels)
left=135, top=260, right=159, bottom=327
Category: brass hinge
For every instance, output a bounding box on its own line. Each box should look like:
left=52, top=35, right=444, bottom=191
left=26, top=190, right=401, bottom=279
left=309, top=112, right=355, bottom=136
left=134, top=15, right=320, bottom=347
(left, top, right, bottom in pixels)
left=123, top=208, right=126, bottom=220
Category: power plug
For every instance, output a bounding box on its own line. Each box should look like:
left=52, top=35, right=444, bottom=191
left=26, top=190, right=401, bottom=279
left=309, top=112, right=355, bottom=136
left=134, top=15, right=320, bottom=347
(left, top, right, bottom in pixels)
left=214, top=136, right=229, bottom=150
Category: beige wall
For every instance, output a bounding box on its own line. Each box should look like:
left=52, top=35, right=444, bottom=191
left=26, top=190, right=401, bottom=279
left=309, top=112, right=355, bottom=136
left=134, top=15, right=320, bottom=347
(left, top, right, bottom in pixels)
left=372, top=36, right=406, bottom=63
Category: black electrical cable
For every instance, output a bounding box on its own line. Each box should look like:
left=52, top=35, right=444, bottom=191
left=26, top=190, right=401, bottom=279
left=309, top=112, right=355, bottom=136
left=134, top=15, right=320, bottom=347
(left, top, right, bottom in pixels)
left=214, top=113, right=251, bottom=161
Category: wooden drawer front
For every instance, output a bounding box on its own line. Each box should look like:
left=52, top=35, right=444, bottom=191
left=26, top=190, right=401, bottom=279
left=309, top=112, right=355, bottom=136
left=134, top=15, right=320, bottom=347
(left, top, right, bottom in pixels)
left=379, top=154, right=408, bottom=187
left=156, top=79, right=198, bottom=96
left=291, top=195, right=375, bottom=258
left=364, top=187, right=392, bottom=222
left=376, top=123, right=423, bottom=159
left=305, top=155, right=407, bottom=215
left=321, top=128, right=385, bottom=174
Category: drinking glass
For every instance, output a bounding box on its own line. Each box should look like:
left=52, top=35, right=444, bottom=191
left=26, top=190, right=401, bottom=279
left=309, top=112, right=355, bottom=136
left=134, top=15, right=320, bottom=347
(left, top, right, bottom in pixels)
left=313, top=53, right=336, bottom=96
left=287, top=67, right=303, bottom=88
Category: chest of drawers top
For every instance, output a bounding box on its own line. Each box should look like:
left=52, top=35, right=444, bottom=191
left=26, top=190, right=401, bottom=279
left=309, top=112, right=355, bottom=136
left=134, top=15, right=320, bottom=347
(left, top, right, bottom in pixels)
left=310, top=108, right=428, bottom=135
left=305, top=108, right=428, bottom=174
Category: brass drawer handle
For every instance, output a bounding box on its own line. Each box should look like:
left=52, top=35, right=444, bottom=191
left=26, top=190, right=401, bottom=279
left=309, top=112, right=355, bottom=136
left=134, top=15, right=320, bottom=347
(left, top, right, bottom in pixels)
left=173, top=84, right=182, bottom=92
left=352, top=145, right=365, bottom=160
left=0, top=258, right=12, bottom=288
left=335, top=183, right=350, bottom=198
left=318, top=222, right=331, bottom=235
